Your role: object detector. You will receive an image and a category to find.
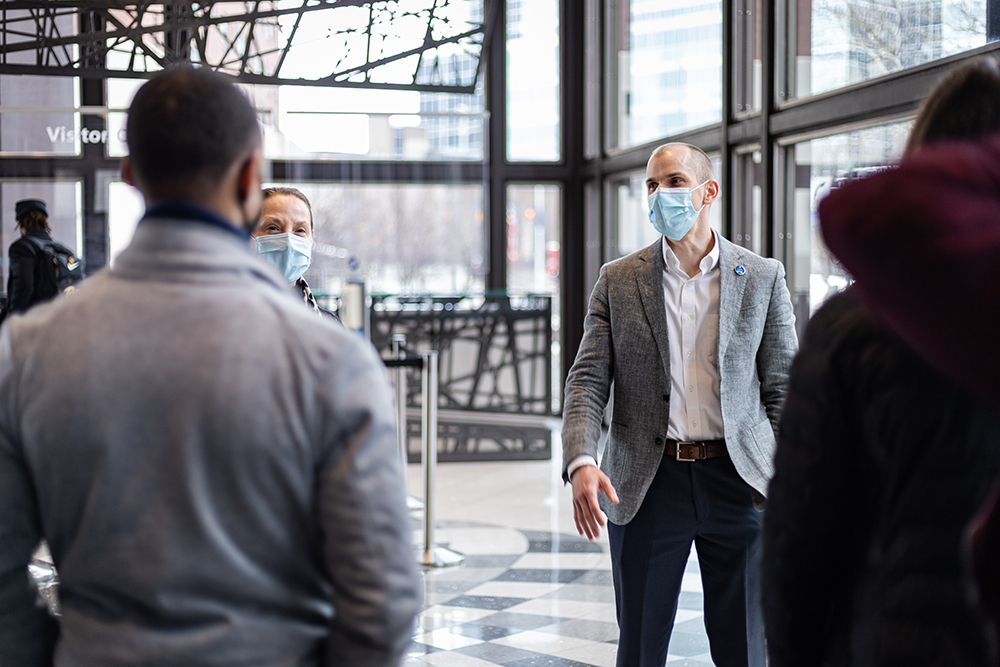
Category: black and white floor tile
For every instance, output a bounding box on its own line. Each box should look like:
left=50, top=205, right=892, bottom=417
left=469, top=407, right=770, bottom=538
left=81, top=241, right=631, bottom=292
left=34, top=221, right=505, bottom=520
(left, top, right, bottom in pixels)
left=405, top=521, right=714, bottom=667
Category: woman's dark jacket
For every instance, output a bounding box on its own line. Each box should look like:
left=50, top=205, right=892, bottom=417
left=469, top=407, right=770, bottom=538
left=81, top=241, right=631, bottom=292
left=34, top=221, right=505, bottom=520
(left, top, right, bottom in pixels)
left=6, top=229, right=56, bottom=314
left=763, top=287, right=1000, bottom=667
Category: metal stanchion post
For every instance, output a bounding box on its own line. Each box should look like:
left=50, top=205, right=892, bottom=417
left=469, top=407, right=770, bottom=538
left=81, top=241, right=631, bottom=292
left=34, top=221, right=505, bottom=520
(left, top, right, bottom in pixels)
left=391, top=335, right=408, bottom=472
left=392, top=335, right=422, bottom=513
left=420, top=350, right=463, bottom=567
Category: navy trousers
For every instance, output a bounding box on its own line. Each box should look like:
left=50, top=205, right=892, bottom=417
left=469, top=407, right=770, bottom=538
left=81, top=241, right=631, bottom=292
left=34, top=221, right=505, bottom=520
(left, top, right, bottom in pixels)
left=607, top=453, right=765, bottom=667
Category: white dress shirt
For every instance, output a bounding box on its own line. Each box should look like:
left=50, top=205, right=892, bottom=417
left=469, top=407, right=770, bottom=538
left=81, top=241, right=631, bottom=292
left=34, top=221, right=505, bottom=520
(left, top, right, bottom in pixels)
left=661, top=231, right=724, bottom=440
left=567, top=231, right=725, bottom=479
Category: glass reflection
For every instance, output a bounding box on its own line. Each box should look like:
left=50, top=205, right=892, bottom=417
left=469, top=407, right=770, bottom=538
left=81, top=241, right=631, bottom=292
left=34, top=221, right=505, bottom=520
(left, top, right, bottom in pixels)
left=733, top=150, right=763, bottom=253
left=796, top=0, right=992, bottom=99
left=108, top=181, right=485, bottom=299
left=0, top=76, right=80, bottom=156
left=736, top=0, right=763, bottom=114
left=275, top=183, right=485, bottom=299
left=107, top=81, right=485, bottom=162
left=506, top=184, right=562, bottom=295
left=507, top=0, right=561, bottom=161
left=612, top=0, right=723, bottom=149
left=788, top=121, right=910, bottom=330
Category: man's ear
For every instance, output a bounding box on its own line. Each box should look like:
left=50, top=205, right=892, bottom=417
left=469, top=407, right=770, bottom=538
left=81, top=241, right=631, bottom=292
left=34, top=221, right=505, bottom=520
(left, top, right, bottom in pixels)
left=703, top=179, right=720, bottom=206
left=121, top=156, right=135, bottom=186
left=237, top=148, right=265, bottom=232
left=237, top=148, right=264, bottom=201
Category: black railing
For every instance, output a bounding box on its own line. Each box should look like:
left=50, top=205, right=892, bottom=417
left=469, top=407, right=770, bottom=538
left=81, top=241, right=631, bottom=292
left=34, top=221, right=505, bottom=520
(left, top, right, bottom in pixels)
left=372, top=293, right=555, bottom=462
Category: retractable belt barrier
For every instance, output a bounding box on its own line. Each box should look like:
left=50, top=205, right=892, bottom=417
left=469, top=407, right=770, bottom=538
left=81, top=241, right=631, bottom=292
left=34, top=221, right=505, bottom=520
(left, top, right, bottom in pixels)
left=386, top=340, right=464, bottom=567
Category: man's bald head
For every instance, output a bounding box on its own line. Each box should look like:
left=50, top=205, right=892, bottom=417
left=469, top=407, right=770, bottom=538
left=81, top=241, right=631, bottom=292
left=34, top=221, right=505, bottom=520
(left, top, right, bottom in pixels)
left=649, top=143, right=714, bottom=184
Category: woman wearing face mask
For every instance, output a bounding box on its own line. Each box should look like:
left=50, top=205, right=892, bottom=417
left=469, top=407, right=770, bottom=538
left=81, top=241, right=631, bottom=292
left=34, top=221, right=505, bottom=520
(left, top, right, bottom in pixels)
left=254, top=187, right=339, bottom=321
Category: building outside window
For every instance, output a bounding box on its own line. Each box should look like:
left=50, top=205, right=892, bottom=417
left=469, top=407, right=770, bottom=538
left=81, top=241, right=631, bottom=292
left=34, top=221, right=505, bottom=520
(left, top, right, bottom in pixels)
left=612, top=0, right=723, bottom=149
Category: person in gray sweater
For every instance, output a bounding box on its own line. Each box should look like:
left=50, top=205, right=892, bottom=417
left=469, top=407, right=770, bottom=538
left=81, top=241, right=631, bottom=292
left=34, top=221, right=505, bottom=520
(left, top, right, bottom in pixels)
left=0, top=66, right=420, bottom=667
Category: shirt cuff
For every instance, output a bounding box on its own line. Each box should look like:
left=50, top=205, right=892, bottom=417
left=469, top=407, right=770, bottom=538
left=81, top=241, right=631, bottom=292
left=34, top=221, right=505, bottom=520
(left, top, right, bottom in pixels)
left=566, top=454, right=598, bottom=480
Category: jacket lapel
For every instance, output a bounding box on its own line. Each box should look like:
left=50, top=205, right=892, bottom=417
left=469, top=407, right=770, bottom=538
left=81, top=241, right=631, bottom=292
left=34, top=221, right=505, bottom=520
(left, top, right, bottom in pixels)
left=717, top=237, right=748, bottom=360
left=635, top=239, right=672, bottom=383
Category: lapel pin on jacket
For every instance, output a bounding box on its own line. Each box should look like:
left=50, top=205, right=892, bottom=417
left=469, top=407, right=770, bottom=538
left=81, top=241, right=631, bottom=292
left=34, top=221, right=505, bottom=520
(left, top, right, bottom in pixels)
left=735, top=264, right=746, bottom=276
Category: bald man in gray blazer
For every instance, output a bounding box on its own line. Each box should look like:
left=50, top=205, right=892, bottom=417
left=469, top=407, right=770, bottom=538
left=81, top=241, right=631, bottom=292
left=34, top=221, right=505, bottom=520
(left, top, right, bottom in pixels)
left=563, top=143, right=797, bottom=667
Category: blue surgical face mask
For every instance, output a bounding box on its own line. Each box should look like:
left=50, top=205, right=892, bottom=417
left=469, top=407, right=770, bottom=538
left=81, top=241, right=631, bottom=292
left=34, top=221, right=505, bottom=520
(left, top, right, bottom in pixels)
left=255, top=233, right=312, bottom=283
left=647, top=180, right=710, bottom=240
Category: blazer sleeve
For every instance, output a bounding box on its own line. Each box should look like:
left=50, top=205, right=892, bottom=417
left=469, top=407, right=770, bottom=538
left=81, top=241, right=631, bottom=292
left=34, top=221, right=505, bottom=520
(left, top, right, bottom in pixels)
left=315, top=337, right=422, bottom=667
left=561, top=265, right=614, bottom=482
left=757, top=260, right=798, bottom=434
left=0, top=328, right=59, bottom=665
left=7, top=239, right=38, bottom=314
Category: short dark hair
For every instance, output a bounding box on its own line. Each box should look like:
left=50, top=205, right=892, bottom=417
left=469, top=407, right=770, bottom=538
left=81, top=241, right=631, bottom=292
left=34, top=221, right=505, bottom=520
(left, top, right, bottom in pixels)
left=263, top=187, right=313, bottom=230
left=906, top=55, right=1000, bottom=154
left=126, top=66, right=261, bottom=191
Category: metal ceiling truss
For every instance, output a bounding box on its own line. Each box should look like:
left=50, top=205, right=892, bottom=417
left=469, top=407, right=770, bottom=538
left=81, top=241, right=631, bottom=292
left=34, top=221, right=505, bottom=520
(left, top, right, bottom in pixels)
left=0, top=0, right=492, bottom=93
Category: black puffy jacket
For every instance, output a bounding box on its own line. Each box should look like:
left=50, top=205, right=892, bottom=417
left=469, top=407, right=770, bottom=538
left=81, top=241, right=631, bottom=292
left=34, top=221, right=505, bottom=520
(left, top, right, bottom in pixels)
left=763, top=287, right=1000, bottom=667
left=6, top=229, right=56, bottom=314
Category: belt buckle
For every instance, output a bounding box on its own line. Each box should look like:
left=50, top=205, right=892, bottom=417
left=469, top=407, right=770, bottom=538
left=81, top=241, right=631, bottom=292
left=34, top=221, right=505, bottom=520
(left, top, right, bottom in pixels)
left=675, top=440, right=697, bottom=462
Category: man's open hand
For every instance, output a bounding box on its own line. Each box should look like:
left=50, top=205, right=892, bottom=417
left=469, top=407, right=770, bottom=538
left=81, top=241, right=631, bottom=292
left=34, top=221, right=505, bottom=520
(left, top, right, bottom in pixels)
left=571, top=466, right=619, bottom=540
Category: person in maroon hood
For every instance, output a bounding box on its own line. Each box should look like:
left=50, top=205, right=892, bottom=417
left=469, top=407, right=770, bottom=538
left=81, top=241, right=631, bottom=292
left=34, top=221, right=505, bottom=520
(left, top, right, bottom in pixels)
left=763, top=54, right=1000, bottom=667
left=818, top=54, right=1000, bottom=664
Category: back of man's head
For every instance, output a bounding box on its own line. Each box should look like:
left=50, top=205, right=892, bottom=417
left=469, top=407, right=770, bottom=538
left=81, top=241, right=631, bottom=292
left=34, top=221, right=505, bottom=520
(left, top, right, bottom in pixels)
left=126, top=67, right=260, bottom=198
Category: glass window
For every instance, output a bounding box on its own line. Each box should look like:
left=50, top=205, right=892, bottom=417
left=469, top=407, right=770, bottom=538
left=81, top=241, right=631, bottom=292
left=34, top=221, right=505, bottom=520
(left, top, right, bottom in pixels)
left=0, top=76, right=80, bottom=156
left=793, top=0, right=994, bottom=100
left=507, top=0, right=561, bottom=161
left=99, top=2, right=485, bottom=90
left=506, top=184, right=562, bottom=295
left=785, top=121, right=910, bottom=332
left=109, top=180, right=485, bottom=297
left=267, top=85, right=485, bottom=161
left=609, top=0, right=723, bottom=150
left=611, top=155, right=723, bottom=260
left=733, top=148, right=763, bottom=252
left=108, top=181, right=145, bottom=264
left=108, top=79, right=485, bottom=161
left=736, top=0, right=763, bottom=114
left=106, top=79, right=143, bottom=158
left=0, top=181, right=82, bottom=286
left=585, top=0, right=603, bottom=159
left=263, top=183, right=486, bottom=300
left=0, top=10, right=79, bottom=155
left=506, top=183, right=563, bottom=412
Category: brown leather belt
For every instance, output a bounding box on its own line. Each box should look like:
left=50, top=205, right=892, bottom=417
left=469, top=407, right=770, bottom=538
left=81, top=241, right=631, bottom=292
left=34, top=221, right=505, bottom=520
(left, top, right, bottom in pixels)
left=665, top=439, right=728, bottom=461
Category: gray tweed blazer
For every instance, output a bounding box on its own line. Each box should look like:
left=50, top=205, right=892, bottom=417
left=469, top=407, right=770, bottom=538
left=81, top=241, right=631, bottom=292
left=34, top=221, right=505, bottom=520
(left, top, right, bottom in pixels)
left=562, top=236, right=798, bottom=525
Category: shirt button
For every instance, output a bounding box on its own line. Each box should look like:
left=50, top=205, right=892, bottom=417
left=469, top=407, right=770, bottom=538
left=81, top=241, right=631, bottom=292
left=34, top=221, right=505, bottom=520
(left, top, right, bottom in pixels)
left=684, top=315, right=691, bottom=322
left=688, top=385, right=694, bottom=392
left=692, top=421, right=698, bottom=428
left=686, top=351, right=691, bottom=358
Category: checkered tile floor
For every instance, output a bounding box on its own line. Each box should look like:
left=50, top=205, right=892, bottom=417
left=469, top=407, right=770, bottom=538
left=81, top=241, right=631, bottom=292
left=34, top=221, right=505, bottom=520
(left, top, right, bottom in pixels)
left=406, top=521, right=715, bottom=667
